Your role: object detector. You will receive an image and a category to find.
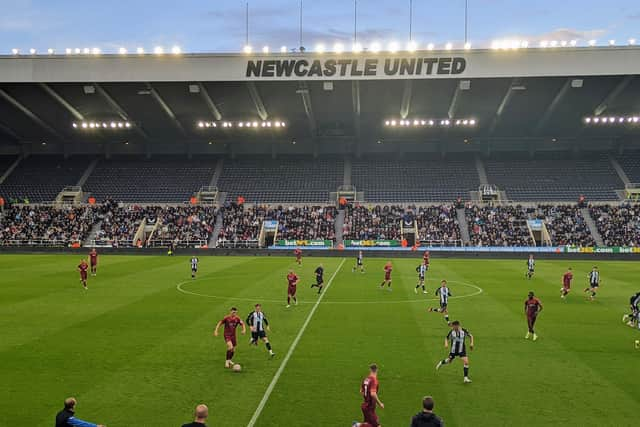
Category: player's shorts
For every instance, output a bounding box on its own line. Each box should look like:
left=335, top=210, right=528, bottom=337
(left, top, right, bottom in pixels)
left=191, top=267, right=198, bottom=272
left=80, top=271, right=87, bottom=280
left=90, top=260, right=98, bottom=266
left=224, top=335, right=237, bottom=347
left=357, top=258, right=363, bottom=266
left=424, top=264, right=430, bottom=271
left=251, top=330, right=267, bottom=341
left=563, top=284, right=571, bottom=290
left=418, top=274, right=425, bottom=281
left=449, top=350, right=467, bottom=359
left=384, top=273, right=391, bottom=281
left=589, top=283, right=599, bottom=289
left=361, top=404, right=380, bottom=427
left=440, top=302, right=448, bottom=310
left=288, top=285, right=297, bottom=296
left=528, top=267, right=534, bottom=272
left=316, top=276, right=324, bottom=285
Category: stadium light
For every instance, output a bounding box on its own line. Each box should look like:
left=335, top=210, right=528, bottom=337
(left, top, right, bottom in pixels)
left=629, top=38, right=637, bottom=46
left=74, top=48, right=81, bottom=54
left=588, top=39, right=597, bottom=46
left=407, top=41, right=417, bottom=52
left=370, top=42, right=381, bottom=53
left=29, top=48, right=36, bottom=55
left=11, top=48, right=19, bottom=55
left=171, top=46, right=182, bottom=54
left=560, top=40, right=567, bottom=47
left=445, top=42, right=453, bottom=50
left=521, top=40, right=529, bottom=48
left=154, top=46, right=164, bottom=54
left=609, top=39, right=616, bottom=46
left=384, top=118, right=477, bottom=127
left=333, top=43, right=344, bottom=54
left=198, top=120, right=287, bottom=130
left=539, top=40, right=549, bottom=48
left=315, top=43, right=326, bottom=53
left=583, top=115, right=640, bottom=125
left=119, top=47, right=127, bottom=54
left=352, top=42, right=363, bottom=53
left=549, top=40, right=558, bottom=47
left=427, top=43, right=434, bottom=51
left=136, top=47, right=145, bottom=54
left=47, top=48, right=54, bottom=54
left=92, top=47, right=101, bottom=55
left=83, top=48, right=90, bottom=54
left=262, top=46, right=269, bottom=54
left=387, top=42, right=399, bottom=53
left=464, top=42, right=471, bottom=50
left=280, top=46, right=287, bottom=53
left=570, top=39, right=577, bottom=47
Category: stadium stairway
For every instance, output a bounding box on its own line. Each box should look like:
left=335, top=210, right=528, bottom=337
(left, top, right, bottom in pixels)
left=456, top=208, right=471, bottom=245
left=343, top=157, right=352, bottom=186
left=83, top=220, right=103, bottom=247
left=609, top=154, right=631, bottom=187
left=209, top=158, right=224, bottom=187
left=76, top=159, right=98, bottom=188
left=580, top=208, right=604, bottom=246
left=474, top=155, right=489, bottom=185
left=335, top=209, right=345, bottom=246
left=209, top=209, right=224, bottom=247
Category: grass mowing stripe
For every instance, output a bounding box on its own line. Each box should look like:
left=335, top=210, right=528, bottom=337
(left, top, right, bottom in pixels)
left=246, top=258, right=346, bottom=427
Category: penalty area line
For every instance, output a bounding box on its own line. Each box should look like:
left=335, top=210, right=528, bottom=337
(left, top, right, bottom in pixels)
left=246, top=257, right=346, bottom=427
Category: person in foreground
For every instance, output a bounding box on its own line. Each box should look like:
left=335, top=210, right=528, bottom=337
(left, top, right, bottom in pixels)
left=353, top=363, right=384, bottom=427
left=181, top=404, right=209, bottom=427
left=410, top=396, right=444, bottom=427
left=524, top=291, right=543, bottom=341
left=55, top=397, right=104, bottom=427
left=436, top=320, right=474, bottom=383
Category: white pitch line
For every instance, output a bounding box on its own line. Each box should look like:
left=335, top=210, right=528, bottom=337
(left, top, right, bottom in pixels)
left=246, top=258, right=346, bottom=427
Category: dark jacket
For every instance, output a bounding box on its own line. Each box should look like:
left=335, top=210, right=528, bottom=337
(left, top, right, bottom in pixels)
left=410, top=411, right=444, bottom=427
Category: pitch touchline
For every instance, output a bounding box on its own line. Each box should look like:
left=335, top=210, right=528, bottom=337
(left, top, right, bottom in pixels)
left=176, top=280, right=483, bottom=305
left=246, top=258, right=346, bottom=427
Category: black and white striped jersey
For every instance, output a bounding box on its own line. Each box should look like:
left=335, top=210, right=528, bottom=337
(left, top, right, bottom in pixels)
left=589, top=271, right=600, bottom=286
left=631, top=292, right=640, bottom=308
left=447, top=328, right=472, bottom=354
left=436, top=286, right=452, bottom=305
left=416, top=264, right=427, bottom=278
left=246, top=311, right=269, bottom=332
left=527, top=258, right=535, bottom=270
left=190, top=257, right=199, bottom=270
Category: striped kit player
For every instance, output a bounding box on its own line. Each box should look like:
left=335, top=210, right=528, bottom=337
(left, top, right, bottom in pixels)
left=246, top=304, right=275, bottom=357
left=352, top=250, right=365, bottom=273
left=583, top=266, right=600, bottom=301
left=414, top=262, right=428, bottom=294
left=429, top=280, right=452, bottom=324
left=436, top=320, right=474, bottom=383
left=526, top=254, right=535, bottom=279
left=190, top=257, right=199, bottom=279
left=623, top=291, right=640, bottom=329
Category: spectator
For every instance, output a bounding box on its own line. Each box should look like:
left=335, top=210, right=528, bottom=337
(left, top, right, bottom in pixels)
left=410, top=396, right=444, bottom=427
left=55, top=397, right=104, bottom=427
left=181, top=404, right=209, bottom=427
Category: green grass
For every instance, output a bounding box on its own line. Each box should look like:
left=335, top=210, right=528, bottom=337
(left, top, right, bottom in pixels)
left=0, top=254, right=639, bottom=426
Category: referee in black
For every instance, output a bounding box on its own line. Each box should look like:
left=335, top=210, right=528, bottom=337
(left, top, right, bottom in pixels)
left=247, top=304, right=275, bottom=357
left=410, top=396, right=444, bottom=427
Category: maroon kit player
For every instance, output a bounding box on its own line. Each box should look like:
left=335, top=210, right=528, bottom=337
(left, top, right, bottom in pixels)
left=78, top=259, right=89, bottom=290
left=561, top=267, right=573, bottom=299
left=353, top=363, right=384, bottom=427
left=214, top=307, right=246, bottom=368
left=525, top=291, right=543, bottom=341
left=294, top=248, right=302, bottom=265
left=379, top=261, right=393, bottom=291
left=89, top=248, right=98, bottom=276
left=286, top=270, right=299, bottom=308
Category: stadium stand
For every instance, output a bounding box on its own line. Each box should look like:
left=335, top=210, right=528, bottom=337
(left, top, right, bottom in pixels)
left=0, top=205, right=95, bottom=246
left=343, top=205, right=403, bottom=240
left=351, top=156, right=479, bottom=202
left=533, top=205, right=595, bottom=246
left=269, top=205, right=337, bottom=241
left=616, top=151, right=640, bottom=183
left=466, top=205, right=534, bottom=246
left=415, top=205, right=462, bottom=244
left=589, top=204, right=640, bottom=247
left=218, top=203, right=270, bottom=245
left=0, top=155, right=91, bottom=202
left=93, top=205, right=150, bottom=247
left=485, top=152, right=622, bottom=201
left=217, top=156, right=343, bottom=203
left=149, top=206, right=216, bottom=247
left=83, top=157, right=216, bottom=203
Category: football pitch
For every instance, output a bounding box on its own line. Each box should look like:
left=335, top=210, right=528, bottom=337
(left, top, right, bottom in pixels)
left=1, top=254, right=638, bottom=426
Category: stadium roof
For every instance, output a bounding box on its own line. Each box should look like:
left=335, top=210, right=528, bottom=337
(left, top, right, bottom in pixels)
left=0, top=47, right=639, bottom=154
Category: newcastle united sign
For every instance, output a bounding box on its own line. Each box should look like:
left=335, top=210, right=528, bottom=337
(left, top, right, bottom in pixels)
left=246, top=56, right=466, bottom=78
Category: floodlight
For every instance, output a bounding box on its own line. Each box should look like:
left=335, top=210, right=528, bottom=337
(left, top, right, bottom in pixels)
left=315, top=44, right=326, bottom=53
left=65, top=48, right=72, bottom=54
left=407, top=41, right=417, bottom=52
left=280, top=46, right=287, bottom=53
left=569, top=40, right=577, bottom=46
left=136, top=47, right=145, bottom=54
left=92, top=47, right=100, bottom=55
left=171, top=46, right=182, bottom=54
left=154, top=46, right=164, bottom=54
left=333, top=43, right=344, bottom=53
left=445, top=42, right=453, bottom=50
left=11, top=48, right=18, bottom=55
left=427, top=43, right=435, bottom=51
left=83, top=48, right=90, bottom=54
left=29, top=48, right=36, bottom=54
left=588, top=39, right=597, bottom=46
left=629, top=39, right=637, bottom=46
left=370, top=42, right=381, bottom=53
left=119, top=47, right=127, bottom=54
left=47, top=48, right=54, bottom=54
left=352, top=42, right=363, bottom=53
left=608, top=40, right=616, bottom=46
left=464, top=42, right=471, bottom=50
left=262, top=46, right=269, bottom=54
left=387, top=42, right=399, bottom=53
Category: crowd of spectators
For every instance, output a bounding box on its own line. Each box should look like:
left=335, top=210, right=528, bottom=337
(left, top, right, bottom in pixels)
left=219, top=203, right=269, bottom=243
left=466, top=205, right=534, bottom=246
left=151, top=206, right=216, bottom=246
left=0, top=205, right=94, bottom=246
left=270, top=205, right=337, bottom=241
left=343, top=205, right=403, bottom=241
left=93, top=205, right=149, bottom=246
left=590, top=204, right=640, bottom=247
left=415, top=205, right=461, bottom=244
left=532, top=205, right=595, bottom=246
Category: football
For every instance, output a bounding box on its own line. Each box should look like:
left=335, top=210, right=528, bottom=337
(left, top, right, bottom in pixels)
left=232, top=364, right=242, bottom=372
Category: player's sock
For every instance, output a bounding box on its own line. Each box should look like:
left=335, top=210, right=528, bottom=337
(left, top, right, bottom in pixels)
left=441, top=359, right=449, bottom=365
left=266, top=342, right=272, bottom=351
left=444, top=315, right=450, bottom=322
left=591, top=292, right=596, bottom=298
left=317, top=285, right=323, bottom=294
left=287, top=296, right=290, bottom=304
left=226, top=350, right=232, bottom=361
left=463, top=365, right=469, bottom=377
